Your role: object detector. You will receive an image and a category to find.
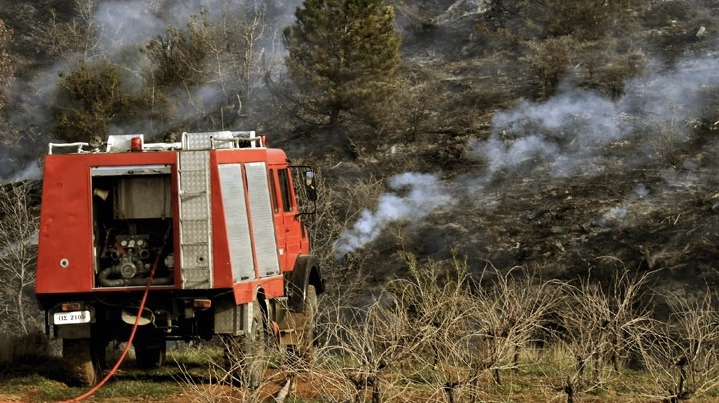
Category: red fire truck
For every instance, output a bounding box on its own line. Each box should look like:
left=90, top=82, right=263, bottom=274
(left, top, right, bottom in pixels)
left=35, top=131, right=322, bottom=386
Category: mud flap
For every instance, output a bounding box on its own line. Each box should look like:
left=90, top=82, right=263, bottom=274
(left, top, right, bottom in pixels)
left=214, top=299, right=253, bottom=336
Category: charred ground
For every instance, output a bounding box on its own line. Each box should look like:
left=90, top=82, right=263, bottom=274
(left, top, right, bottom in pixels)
left=1, top=0, right=719, bottom=312
left=285, top=0, right=719, bottom=300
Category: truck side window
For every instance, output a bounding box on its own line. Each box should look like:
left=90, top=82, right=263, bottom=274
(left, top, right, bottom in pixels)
left=278, top=168, right=293, bottom=212
left=268, top=169, right=279, bottom=213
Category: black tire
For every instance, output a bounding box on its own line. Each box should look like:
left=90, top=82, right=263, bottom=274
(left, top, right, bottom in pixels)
left=224, top=301, right=266, bottom=389
left=134, top=339, right=167, bottom=369
left=296, top=285, right=318, bottom=360
left=62, top=338, right=99, bottom=387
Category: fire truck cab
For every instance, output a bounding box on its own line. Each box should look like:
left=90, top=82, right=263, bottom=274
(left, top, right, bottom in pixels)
left=35, top=131, right=322, bottom=386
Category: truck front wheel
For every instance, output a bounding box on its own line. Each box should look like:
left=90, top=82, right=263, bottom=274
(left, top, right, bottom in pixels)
left=294, top=284, right=318, bottom=360
left=62, top=338, right=100, bottom=387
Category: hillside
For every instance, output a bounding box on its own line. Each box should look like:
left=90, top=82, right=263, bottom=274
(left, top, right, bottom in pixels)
left=307, top=0, right=719, bottom=299
left=3, top=1, right=719, bottom=402
left=0, top=0, right=718, bottom=301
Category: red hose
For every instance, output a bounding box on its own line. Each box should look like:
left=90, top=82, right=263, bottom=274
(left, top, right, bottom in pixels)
left=55, top=253, right=161, bottom=403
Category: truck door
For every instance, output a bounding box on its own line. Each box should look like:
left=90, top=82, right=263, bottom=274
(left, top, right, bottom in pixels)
left=270, top=168, right=301, bottom=271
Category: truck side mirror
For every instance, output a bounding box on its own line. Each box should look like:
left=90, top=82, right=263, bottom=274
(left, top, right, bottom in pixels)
left=291, top=165, right=318, bottom=214
left=305, top=171, right=317, bottom=202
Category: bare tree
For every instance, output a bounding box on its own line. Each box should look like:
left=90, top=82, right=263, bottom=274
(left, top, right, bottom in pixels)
left=216, top=1, right=271, bottom=122
left=309, top=172, right=386, bottom=303
left=142, top=13, right=212, bottom=131
left=390, top=67, right=436, bottom=142
left=384, top=255, right=561, bottom=402
left=310, top=293, right=429, bottom=403
left=140, top=3, right=281, bottom=132
left=637, top=288, right=719, bottom=402
left=386, top=253, right=475, bottom=402
left=525, top=36, right=573, bottom=99
left=0, top=181, right=40, bottom=335
left=470, top=266, right=562, bottom=382
left=553, top=264, right=656, bottom=402
left=33, top=0, right=102, bottom=61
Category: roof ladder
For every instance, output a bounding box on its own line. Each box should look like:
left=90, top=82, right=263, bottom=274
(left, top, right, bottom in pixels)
left=177, top=147, right=213, bottom=289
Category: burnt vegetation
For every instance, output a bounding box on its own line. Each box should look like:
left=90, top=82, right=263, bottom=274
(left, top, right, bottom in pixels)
left=1, top=0, right=719, bottom=401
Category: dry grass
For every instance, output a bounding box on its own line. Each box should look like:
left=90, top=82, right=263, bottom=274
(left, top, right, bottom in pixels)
left=3, top=333, right=719, bottom=402
left=0, top=330, right=49, bottom=365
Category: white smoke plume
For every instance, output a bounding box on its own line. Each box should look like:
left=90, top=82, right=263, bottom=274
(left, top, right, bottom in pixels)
left=470, top=55, right=719, bottom=186
left=477, top=89, right=625, bottom=178
left=334, top=53, right=719, bottom=258
left=0, top=158, right=41, bottom=184
left=333, top=172, right=455, bottom=258
left=598, top=184, right=649, bottom=227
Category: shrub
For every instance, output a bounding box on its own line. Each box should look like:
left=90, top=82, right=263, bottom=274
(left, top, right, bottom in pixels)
left=525, top=36, right=574, bottom=99
left=54, top=60, right=141, bottom=143
left=0, top=331, right=49, bottom=365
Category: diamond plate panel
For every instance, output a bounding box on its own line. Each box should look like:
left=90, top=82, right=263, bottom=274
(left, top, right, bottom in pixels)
left=181, top=244, right=211, bottom=288
left=178, top=150, right=213, bottom=289
left=183, top=268, right=211, bottom=288
left=181, top=170, right=206, bottom=193
left=182, top=131, right=235, bottom=150
left=181, top=219, right=209, bottom=244
left=181, top=195, right=208, bottom=220
left=181, top=244, right=210, bottom=268
left=180, top=151, right=206, bottom=169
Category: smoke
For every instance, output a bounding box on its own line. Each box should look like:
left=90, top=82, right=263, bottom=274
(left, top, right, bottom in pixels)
left=93, top=0, right=298, bottom=57
left=470, top=55, right=719, bottom=187
left=0, top=157, right=41, bottom=184
left=333, top=172, right=455, bottom=258
left=598, top=184, right=649, bottom=227
left=94, top=1, right=165, bottom=49
left=2, top=0, right=304, bottom=182
left=333, top=49, right=719, bottom=258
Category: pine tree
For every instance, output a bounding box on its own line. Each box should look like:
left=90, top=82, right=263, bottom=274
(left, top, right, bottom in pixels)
left=283, top=0, right=400, bottom=127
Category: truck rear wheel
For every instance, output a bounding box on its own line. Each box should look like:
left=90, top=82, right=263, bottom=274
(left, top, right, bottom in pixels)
left=62, top=338, right=99, bottom=387
left=224, top=301, right=266, bottom=389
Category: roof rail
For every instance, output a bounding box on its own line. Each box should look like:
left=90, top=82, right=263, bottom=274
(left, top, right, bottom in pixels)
left=48, top=142, right=93, bottom=155
left=47, top=131, right=265, bottom=154
left=182, top=131, right=264, bottom=150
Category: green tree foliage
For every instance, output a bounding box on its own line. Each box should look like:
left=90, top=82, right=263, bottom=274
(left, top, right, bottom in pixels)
left=283, top=0, right=400, bottom=127
left=144, top=15, right=210, bottom=91
left=54, top=60, right=138, bottom=144
left=141, top=15, right=212, bottom=131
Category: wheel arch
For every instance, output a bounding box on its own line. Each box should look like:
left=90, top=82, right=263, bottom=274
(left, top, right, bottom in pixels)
left=285, top=254, right=323, bottom=313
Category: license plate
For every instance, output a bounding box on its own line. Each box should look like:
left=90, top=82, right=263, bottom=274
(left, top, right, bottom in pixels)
left=53, top=311, right=91, bottom=325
